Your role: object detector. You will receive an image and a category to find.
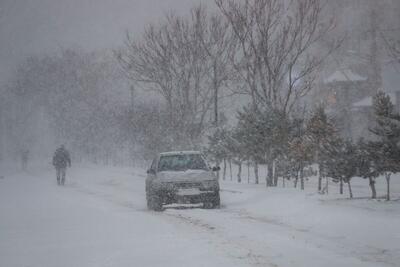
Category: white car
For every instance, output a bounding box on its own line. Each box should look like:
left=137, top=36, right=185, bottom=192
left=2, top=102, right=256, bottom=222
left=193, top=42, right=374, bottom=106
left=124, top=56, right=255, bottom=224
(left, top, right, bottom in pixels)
left=145, top=151, right=220, bottom=211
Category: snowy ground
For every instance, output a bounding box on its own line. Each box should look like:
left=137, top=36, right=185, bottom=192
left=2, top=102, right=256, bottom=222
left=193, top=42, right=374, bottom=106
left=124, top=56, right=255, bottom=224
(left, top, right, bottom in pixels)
left=1, top=163, right=399, bottom=267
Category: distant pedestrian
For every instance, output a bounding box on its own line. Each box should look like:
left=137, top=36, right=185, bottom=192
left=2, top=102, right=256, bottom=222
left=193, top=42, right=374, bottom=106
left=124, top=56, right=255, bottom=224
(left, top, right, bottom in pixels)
left=21, top=149, right=29, bottom=171
left=52, top=145, right=71, bottom=185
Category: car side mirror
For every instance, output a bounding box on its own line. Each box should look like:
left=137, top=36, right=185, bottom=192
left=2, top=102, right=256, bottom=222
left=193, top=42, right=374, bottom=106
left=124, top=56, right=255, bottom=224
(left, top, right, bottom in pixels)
left=212, top=166, right=221, bottom=172
left=147, top=169, right=155, bottom=174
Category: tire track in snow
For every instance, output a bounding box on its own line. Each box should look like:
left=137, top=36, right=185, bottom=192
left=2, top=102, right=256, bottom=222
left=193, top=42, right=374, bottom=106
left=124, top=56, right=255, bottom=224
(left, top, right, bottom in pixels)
left=162, top=209, right=278, bottom=267
left=62, top=175, right=276, bottom=266
left=164, top=203, right=396, bottom=267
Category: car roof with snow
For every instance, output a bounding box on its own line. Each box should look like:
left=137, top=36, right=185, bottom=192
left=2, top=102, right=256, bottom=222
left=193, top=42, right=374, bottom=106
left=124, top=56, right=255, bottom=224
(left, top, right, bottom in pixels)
left=159, top=151, right=202, bottom=156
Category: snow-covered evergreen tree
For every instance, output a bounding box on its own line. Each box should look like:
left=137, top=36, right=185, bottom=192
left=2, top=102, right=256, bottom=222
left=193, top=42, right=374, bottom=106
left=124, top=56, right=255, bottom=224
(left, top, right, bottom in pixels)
left=235, top=106, right=265, bottom=184
left=355, top=138, right=378, bottom=199
left=236, top=105, right=289, bottom=186
left=326, top=140, right=357, bottom=198
left=306, top=105, right=338, bottom=192
left=368, top=92, right=400, bottom=200
left=288, top=136, right=313, bottom=190
left=206, top=127, right=231, bottom=180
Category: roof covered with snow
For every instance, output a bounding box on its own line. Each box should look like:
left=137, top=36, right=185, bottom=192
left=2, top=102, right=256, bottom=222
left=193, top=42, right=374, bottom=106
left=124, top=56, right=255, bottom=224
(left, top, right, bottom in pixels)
left=324, top=69, right=367, bottom=84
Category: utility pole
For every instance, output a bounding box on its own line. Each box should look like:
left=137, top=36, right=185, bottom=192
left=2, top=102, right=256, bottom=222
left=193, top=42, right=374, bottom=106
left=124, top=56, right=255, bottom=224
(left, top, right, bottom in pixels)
left=213, top=61, right=219, bottom=127
left=370, top=6, right=382, bottom=94
left=129, top=84, right=135, bottom=166
left=214, top=85, right=218, bottom=127
left=130, top=85, right=135, bottom=112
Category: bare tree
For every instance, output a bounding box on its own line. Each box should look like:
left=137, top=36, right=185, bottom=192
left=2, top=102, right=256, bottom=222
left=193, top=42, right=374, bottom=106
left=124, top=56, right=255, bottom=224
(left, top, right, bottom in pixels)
left=116, top=7, right=233, bottom=146
left=215, top=0, right=338, bottom=114
left=381, top=31, right=400, bottom=64
left=193, top=7, right=236, bottom=126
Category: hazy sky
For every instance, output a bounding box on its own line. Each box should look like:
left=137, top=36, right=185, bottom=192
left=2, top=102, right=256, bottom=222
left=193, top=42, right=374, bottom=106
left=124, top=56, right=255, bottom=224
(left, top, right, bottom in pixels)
left=0, top=0, right=213, bottom=84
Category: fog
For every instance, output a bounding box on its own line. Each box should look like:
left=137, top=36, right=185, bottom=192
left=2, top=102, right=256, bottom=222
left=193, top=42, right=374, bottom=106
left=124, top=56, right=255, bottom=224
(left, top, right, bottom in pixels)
left=0, top=0, right=399, bottom=168
left=0, top=0, right=213, bottom=163
left=0, top=0, right=213, bottom=82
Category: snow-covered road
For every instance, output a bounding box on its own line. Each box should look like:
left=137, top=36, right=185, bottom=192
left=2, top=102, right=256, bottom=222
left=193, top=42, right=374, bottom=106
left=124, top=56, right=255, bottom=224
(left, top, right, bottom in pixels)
left=1, top=164, right=399, bottom=267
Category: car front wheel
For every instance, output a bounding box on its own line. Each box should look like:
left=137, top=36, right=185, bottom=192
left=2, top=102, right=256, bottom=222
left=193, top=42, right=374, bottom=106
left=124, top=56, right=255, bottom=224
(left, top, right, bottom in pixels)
left=204, top=192, right=220, bottom=209
left=147, top=191, right=163, bottom=211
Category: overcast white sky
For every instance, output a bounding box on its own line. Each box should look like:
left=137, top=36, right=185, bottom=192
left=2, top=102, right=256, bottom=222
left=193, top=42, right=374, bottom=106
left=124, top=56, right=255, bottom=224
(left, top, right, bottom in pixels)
left=0, top=0, right=214, bottom=84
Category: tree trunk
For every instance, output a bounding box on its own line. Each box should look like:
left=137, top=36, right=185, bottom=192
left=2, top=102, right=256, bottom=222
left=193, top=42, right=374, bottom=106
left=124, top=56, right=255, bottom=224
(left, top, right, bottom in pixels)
left=294, top=170, right=299, bottom=188
left=369, top=176, right=376, bottom=199
left=318, top=168, right=322, bottom=192
left=347, top=180, right=353, bottom=199
left=229, top=159, right=232, bottom=181
left=325, top=177, right=329, bottom=194
left=385, top=173, right=391, bottom=201
left=267, top=163, right=273, bottom=187
left=216, top=160, right=221, bottom=180
left=247, top=161, right=250, bottom=183
left=254, top=162, right=259, bottom=184
left=282, top=176, right=285, bottom=188
left=273, top=160, right=278, bottom=186
left=340, top=178, right=343, bottom=194
left=237, top=162, right=242, bottom=183
left=213, top=61, right=219, bottom=127
left=223, top=158, right=227, bottom=180
left=300, top=164, right=304, bottom=190
left=317, top=150, right=322, bottom=191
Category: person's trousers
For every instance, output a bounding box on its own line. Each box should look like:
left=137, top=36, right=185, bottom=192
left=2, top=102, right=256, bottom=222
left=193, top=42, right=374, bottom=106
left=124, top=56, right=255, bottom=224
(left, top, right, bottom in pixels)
left=56, top=167, right=66, bottom=185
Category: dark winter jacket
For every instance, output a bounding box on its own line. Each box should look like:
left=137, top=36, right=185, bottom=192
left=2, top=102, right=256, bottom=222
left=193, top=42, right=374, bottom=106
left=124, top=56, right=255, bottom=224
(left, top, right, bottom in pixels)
left=52, top=148, right=71, bottom=168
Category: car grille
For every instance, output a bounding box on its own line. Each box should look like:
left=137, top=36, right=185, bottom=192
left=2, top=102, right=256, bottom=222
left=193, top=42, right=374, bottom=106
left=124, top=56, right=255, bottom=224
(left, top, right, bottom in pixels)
left=174, top=182, right=202, bottom=189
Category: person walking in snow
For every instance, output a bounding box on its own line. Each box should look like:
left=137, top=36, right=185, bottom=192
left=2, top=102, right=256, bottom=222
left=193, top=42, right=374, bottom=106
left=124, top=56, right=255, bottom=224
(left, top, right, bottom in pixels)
left=21, top=149, right=29, bottom=171
left=52, top=145, right=71, bottom=185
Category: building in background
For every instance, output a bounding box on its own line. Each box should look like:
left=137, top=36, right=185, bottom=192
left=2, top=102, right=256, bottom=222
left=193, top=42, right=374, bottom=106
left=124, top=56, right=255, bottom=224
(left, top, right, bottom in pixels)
left=311, top=0, right=400, bottom=141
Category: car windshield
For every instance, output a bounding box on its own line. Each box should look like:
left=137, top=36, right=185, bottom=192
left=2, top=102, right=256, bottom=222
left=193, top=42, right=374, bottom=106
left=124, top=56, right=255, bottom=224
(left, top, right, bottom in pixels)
left=158, top=154, right=209, bottom=172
